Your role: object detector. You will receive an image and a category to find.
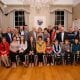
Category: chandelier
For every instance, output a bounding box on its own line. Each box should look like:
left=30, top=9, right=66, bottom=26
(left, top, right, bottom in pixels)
left=19, top=0, right=54, bottom=9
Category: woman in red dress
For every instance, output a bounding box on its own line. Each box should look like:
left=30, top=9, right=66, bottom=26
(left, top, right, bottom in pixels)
left=51, top=27, right=56, bottom=43
left=0, top=37, right=10, bottom=67
left=46, top=37, right=53, bottom=65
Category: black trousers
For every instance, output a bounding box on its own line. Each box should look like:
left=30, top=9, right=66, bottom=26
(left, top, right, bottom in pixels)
left=73, top=53, right=80, bottom=62
left=9, top=51, right=18, bottom=63
left=19, top=52, right=26, bottom=63
left=47, top=54, right=52, bottom=64
left=55, top=55, right=62, bottom=64
left=29, top=55, right=34, bottom=63
left=64, top=52, right=74, bottom=64
left=37, top=53, right=43, bottom=62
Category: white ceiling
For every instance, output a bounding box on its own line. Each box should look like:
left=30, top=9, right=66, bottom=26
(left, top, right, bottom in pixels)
left=1, top=0, right=80, bottom=5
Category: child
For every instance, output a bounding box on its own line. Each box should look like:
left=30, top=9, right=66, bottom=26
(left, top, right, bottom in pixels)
left=52, top=40, right=62, bottom=64
left=36, top=36, right=46, bottom=66
left=46, top=37, right=53, bottom=65
left=72, top=39, right=80, bottom=62
left=28, top=36, right=36, bottom=67
left=63, top=40, right=73, bottom=64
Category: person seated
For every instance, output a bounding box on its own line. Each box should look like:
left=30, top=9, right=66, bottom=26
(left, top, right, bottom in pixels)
left=10, top=36, right=19, bottom=68
left=28, top=36, right=36, bottom=67
left=36, top=36, right=46, bottom=66
left=63, top=40, right=73, bottom=64
left=43, top=28, right=50, bottom=41
left=46, top=37, right=53, bottom=65
left=0, top=37, right=10, bottom=68
left=52, top=40, right=61, bottom=56
left=72, top=39, right=80, bottom=54
left=19, top=36, right=28, bottom=67
left=52, top=40, right=62, bottom=64
left=72, top=39, right=80, bottom=62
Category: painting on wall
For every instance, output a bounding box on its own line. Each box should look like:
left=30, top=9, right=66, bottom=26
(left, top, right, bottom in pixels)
left=73, top=19, right=80, bottom=29
left=34, top=16, right=46, bottom=29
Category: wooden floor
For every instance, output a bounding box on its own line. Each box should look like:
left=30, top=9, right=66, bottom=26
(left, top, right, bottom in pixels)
left=0, top=65, right=80, bottom=80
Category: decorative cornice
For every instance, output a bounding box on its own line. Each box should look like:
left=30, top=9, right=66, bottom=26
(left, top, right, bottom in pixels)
left=0, top=0, right=4, bottom=5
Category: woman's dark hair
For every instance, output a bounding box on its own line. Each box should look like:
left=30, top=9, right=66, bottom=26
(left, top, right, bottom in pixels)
left=44, top=28, right=48, bottom=31
left=38, top=36, right=42, bottom=39
left=12, top=36, right=17, bottom=40
left=20, top=36, right=25, bottom=44
left=1, top=37, right=6, bottom=51
left=1, top=37, right=6, bottom=42
left=46, top=37, right=51, bottom=44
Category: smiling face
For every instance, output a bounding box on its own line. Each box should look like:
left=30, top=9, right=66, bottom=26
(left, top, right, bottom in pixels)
left=30, top=36, right=34, bottom=42
left=13, top=36, right=17, bottom=42
left=7, top=27, right=11, bottom=33
left=0, top=28, right=2, bottom=33
left=75, top=39, right=79, bottom=44
left=54, top=40, right=59, bottom=45
left=47, top=37, right=50, bottom=42
left=21, top=36, right=24, bottom=41
left=38, top=27, right=42, bottom=33
left=65, top=40, right=69, bottom=45
left=2, top=37, right=6, bottom=43
left=38, top=36, right=42, bottom=42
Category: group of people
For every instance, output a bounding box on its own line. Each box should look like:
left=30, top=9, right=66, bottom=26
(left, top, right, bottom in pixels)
left=0, top=25, right=80, bottom=68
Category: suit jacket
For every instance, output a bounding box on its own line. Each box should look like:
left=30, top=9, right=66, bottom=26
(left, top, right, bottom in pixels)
left=0, top=33, right=2, bottom=43
left=6, top=33, right=13, bottom=43
left=27, top=41, right=36, bottom=53
left=24, top=31, right=30, bottom=41
left=56, top=32, right=68, bottom=42
left=29, top=31, right=37, bottom=41
left=74, top=31, right=79, bottom=39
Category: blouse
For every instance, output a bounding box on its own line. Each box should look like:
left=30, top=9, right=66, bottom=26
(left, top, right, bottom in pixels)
left=19, top=41, right=27, bottom=53
left=36, top=41, right=46, bottom=54
left=10, top=42, right=19, bottom=53
left=0, top=42, right=10, bottom=55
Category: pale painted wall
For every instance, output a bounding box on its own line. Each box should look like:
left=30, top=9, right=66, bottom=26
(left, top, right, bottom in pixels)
left=0, top=3, right=73, bottom=30
left=29, top=6, right=50, bottom=30
left=73, top=3, right=80, bottom=20
left=2, top=0, right=73, bottom=5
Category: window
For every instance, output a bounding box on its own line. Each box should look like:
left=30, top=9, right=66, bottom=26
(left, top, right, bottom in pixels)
left=55, top=11, right=64, bottom=26
left=15, top=11, right=25, bottom=26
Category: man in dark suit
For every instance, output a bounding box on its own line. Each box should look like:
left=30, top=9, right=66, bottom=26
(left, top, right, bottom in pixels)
left=6, top=27, right=13, bottom=43
left=29, top=27, right=37, bottom=41
left=74, top=27, right=79, bottom=39
left=24, top=25, right=30, bottom=42
left=0, top=28, right=2, bottom=43
left=56, top=27, right=68, bottom=43
left=79, top=29, right=80, bottom=41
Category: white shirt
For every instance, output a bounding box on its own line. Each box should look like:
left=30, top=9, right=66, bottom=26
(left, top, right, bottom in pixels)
left=33, top=32, right=37, bottom=39
left=19, top=41, right=27, bottom=53
left=61, top=32, right=64, bottom=42
left=8, top=33, right=12, bottom=42
left=21, top=31, right=25, bottom=36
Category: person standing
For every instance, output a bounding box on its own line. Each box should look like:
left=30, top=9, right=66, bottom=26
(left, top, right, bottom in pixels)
left=6, top=27, right=13, bottom=43
left=24, top=25, right=30, bottom=42
left=0, top=28, right=2, bottom=43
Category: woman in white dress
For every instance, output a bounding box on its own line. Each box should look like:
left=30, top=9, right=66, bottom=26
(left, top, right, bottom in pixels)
left=19, top=36, right=28, bottom=66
